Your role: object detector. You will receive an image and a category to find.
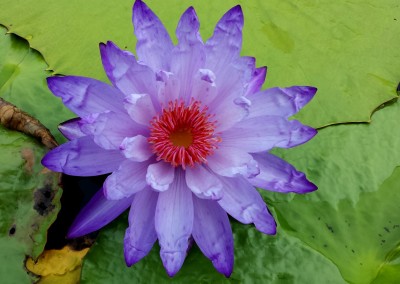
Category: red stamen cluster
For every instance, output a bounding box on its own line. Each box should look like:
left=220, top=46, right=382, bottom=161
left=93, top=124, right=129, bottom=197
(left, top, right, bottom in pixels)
left=148, top=100, right=220, bottom=168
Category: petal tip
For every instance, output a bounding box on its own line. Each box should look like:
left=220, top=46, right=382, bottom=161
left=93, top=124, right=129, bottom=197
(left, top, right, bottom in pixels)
left=124, top=242, right=148, bottom=267
left=230, top=5, right=243, bottom=14
left=66, top=227, right=81, bottom=239
left=287, top=122, right=317, bottom=148
left=46, top=76, right=62, bottom=94
left=303, top=180, right=318, bottom=193
left=253, top=208, right=277, bottom=235
left=160, top=251, right=186, bottom=277
left=210, top=253, right=233, bottom=278
left=226, top=5, right=244, bottom=23
left=297, top=86, right=318, bottom=108
left=133, top=0, right=152, bottom=21
left=41, top=148, right=66, bottom=173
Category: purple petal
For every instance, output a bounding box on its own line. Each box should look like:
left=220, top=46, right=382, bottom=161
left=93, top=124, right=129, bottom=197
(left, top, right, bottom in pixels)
left=132, top=0, right=173, bottom=71
left=42, top=136, right=123, bottom=176
left=248, top=152, right=317, bottom=193
left=247, top=86, right=317, bottom=118
left=124, top=93, right=157, bottom=126
left=100, top=41, right=160, bottom=111
left=155, top=170, right=193, bottom=276
left=156, top=70, right=181, bottom=105
left=171, top=7, right=205, bottom=103
left=104, top=159, right=149, bottom=200
left=67, top=188, right=133, bottom=238
left=175, top=7, right=202, bottom=46
left=58, top=118, right=86, bottom=140
left=208, top=65, right=248, bottom=132
left=185, top=166, right=223, bottom=200
left=146, top=161, right=175, bottom=191
left=213, top=100, right=249, bottom=133
left=245, top=67, right=267, bottom=96
left=205, top=5, right=243, bottom=74
left=124, top=188, right=158, bottom=266
left=280, top=119, right=317, bottom=148
left=192, top=197, right=233, bottom=277
left=220, top=116, right=317, bottom=152
left=207, top=146, right=259, bottom=178
left=204, top=7, right=247, bottom=132
left=120, top=135, right=153, bottom=162
left=78, top=111, right=147, bottom=150
left=234, top=56, right=256, bottom=83
left=217, top=176, right=276, bottom=235
left=47, top=76, right=124, bottom=117
left=190, top=69, right=218, bottom=106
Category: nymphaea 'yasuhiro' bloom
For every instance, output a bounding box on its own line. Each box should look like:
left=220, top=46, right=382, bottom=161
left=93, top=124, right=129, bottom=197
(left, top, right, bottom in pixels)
left=42, top=0, right=317, bottom=277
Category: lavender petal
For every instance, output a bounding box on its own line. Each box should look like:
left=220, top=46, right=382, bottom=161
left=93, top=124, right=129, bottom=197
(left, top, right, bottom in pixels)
left=192, top=197, right=234, bottom=277
left=42, top=136, right=124, bottom=176
left=155, top=170, right=193, bottom=276
left=124, top=188, right=158, bottom=266
left=185, top=166, right=223, bottom=200
left=47, top=76, right=124, bottom=117
left=248, top=152, right=317, bottom=193
left=132, top=0, right=173, bottom=71
left=67, top=188, right=133, bottom=238
left=104, top=159, right=149, bottom=200
left=247, top=86, right=318, bottom=118
left=217, top=176, right=277, bottom=235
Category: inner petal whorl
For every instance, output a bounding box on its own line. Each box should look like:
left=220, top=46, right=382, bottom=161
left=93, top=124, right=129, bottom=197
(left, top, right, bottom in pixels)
left=148, top=100, right=220, bottom=168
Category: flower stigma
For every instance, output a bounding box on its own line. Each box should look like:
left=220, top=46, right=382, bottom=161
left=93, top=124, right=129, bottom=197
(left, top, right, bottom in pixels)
left=148, top=100, right=221, bottom=168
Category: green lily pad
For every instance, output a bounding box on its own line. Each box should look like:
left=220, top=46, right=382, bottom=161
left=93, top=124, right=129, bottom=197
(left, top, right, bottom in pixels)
left=0, top=28, right=66, bottom=283
left=0, top=0, right=398, bottom=127
left=0, top=26, right=73, bottom=143
left=267, top=99, right=400, bottom=283
left=0, top=126, right=62, bottom=282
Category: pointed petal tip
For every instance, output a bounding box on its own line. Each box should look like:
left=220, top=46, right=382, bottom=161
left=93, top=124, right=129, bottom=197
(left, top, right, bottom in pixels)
left=66, top=217, right=94, bottom=239
left=216, top=4, right=242, bottom=18
left=133, top=0, right=145, bottom=8
left=308, top=86, right=318, bottom=94
left=297, top=86, right=318, bottom=107
left=124, top=242, right=148, bottom=267
left=210, top=253, right=233, bottom=278
left=256, top=220, right=277, bottom=235
left=41, top=148, right=66, bottom=173
left=219, top=265, right=233, bottom=278
left=46, top=76, right=62, bottom=94
left=133, top=0, right=151, bottom=19
left=286, top=122, right=318, bottom=148
left=226, top=5, right=244, bottom=22
left=231, top=5, right=243, bottom=14
left=260, top=66, right=268, bottom=79
left=288, top=171, right=318, bottom=194
left=46, top=76, right=54, bottom=85
left=66, top=228, right=82, bottom=239
left=182, top=6, right=199, bottom=25
left=222, top=269, right=233, bottom=278
left=161, top=251, right=186, bottom=277
left=99, top=40, right=115, bottom=50
left=253, top=208, right=277, bottom=235
left=185, top=6, right=196, bottom=14
left=304, top=180, right=318, bottom=193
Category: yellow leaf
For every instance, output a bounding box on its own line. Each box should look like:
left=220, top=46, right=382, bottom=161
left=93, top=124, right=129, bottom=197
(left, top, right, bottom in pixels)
left=26, top=246, right=89, bottom=284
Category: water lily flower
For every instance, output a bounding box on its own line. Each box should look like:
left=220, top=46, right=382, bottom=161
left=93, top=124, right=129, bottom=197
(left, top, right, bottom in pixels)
left=42, top=0, right=317, bottom=277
